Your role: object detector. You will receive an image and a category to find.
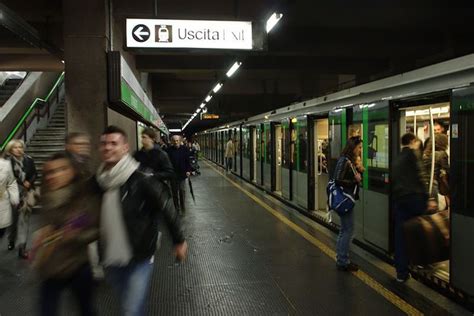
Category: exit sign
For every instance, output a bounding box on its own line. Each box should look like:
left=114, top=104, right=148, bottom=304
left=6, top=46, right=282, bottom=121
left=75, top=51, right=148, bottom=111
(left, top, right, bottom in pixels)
left=201, top=113, right=220, bottom=120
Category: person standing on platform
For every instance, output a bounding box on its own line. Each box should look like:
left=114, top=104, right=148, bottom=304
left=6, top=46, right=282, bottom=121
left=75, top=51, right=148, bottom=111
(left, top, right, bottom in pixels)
left=167, top=135, right=191, bottom=214
left=392, top=133, right=428, bottom=282
left=134, top=127, right=175, bottom=181
left=34, top=153, right=100, bottom=316
left=5, top=139, right=36, bottom=259
left=224, top=137, right=235, bottom=173
left=333, top=136, right=362, bottom=272
left=0, top=155, right=19, bottom=240
left=65, top=132, right=92, bottom=179
left=96, top=126, right=187, bottom=316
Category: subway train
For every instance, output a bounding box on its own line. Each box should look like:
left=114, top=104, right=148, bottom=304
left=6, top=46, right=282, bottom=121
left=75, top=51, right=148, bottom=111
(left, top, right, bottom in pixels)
left=196, top=54, right=474, bottom=300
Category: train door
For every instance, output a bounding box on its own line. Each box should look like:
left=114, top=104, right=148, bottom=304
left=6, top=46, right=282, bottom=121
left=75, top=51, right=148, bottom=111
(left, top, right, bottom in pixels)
left=353, top=102, right=390, bottom=251
left=293, top=116, right=309, bottom=208
left=263, top=123, right=272, bottom=190
left=395, top=96, right=451, bottom=278
left=252, top=126, right=258, bottom=183
left=273, top=123, right=283, bottom=193
left=311, top=118, right=329, bottom=215
left=242, top=126, right=251, bottom=180
left=451, top=86, right=474, bottom=296
left=282, top=119, right=292, bottom=200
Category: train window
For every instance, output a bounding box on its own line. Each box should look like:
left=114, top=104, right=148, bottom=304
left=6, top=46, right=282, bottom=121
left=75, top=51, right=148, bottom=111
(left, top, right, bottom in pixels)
left=282, top=121, right=291, bottom=169
left=367, top=105, right=389, bottom=170
left=296, top=118, right=308, bottom=173
left=265, top=123, right=271, bottom=164
left=256, top=126, right=261, bottom=161
left=242, top=127, right=250, bottom=158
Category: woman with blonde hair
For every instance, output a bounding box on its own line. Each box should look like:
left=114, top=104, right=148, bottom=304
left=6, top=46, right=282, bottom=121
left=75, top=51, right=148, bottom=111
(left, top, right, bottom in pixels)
left=0, top=150, right=19, bottom=239
left=5, top=139, right=37, bottom=258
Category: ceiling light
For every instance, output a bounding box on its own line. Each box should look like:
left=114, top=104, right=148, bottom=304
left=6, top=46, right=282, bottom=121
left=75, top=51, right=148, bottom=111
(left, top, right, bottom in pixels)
left=169, top=128, right=181, bottom=132
left=266, top=12, right=283, bottom=33
left=213, top=83, right=223, bottom=93
left=200, top=103, right=206, bottom=108
left=61, top=60, right=65, bottom=64
left=205, top=95, right=213, bottom=102
left=196, top=108, right=201, bottom=113
left=226, top=61, right=242, bottom=77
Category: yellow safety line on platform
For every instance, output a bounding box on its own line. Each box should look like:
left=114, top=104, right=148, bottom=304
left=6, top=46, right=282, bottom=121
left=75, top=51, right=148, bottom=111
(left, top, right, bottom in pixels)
left=204, top=161, right=423, bottom=316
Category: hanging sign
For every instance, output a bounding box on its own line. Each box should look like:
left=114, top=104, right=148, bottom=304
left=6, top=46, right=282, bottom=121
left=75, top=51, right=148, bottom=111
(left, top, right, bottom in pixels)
left=126, top=18, right=253, bottom=50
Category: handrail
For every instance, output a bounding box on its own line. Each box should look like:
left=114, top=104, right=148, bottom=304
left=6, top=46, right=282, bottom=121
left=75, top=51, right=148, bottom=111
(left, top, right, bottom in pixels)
left=1, top=72, right=65, bottom=151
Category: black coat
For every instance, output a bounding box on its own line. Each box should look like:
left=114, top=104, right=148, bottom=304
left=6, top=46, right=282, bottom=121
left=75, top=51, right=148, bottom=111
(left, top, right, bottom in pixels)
left=10, top=154, right=36, bottom=188
left=95, top=171, right=185, bottom=262
left=167, top=146, right=192, bottom=180
left=133, top=146, right=175, bottom=181
left=392, top=147, right=428, bottom=200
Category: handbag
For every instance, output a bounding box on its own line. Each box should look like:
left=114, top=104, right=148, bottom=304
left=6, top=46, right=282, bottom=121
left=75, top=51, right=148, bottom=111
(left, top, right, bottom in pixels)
left=403, top=210, right=450, bottom=265
left=327, top=158, right=358, bottom=216
left=438, top=169, right=449, bottom=196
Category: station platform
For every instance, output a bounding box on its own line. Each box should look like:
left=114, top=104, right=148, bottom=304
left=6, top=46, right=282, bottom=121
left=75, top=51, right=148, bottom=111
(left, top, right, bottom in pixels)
left=0, top=162, right=470, bottom=315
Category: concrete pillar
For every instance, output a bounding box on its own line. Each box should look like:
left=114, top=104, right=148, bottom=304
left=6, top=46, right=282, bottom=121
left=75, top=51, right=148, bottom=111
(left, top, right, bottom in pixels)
left=63, top=0, right=110, bottom=167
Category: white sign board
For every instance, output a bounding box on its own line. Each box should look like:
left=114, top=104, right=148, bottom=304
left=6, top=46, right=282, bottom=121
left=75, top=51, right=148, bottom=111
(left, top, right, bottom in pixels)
left=126, top=18, right=252, bottom=50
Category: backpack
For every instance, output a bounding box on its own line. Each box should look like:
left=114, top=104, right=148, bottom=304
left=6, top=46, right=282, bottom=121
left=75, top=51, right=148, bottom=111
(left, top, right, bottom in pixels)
left=326, top=157, right=357, bottom=216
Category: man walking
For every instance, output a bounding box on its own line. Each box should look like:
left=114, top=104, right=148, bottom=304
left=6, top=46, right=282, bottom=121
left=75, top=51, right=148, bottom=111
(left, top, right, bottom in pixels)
left=96, top=126, right=187, bottom=315
left=167, top=135, right=191, bottom=214
left=134, top=127, right=175, bottom=181
left=392, top=133, right=428, bottom=282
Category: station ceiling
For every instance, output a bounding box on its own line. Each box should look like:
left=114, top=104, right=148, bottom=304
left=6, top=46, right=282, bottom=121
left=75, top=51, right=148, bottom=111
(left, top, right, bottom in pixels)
left=1, top=0, right=474, bottom=133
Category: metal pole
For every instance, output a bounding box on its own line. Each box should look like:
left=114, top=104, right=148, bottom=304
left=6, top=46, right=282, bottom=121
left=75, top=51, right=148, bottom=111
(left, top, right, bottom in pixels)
left=413, top=111, right=417, bottom=137
left=429, top=107, right=435, bottom=195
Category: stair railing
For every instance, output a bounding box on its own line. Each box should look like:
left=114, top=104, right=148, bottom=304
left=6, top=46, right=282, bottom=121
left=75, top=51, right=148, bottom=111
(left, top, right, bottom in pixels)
left=1, top=72, right=65, bottom=151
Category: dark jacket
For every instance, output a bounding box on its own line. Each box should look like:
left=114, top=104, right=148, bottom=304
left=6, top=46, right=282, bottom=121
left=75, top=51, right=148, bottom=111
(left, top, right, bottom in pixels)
left=167, top=146, right=192, bottom=180
left=392, top=147, right=428, bottom=200
left=333, top=156, right=360, bottom=200
left=10, top=154, right=36, bottom=187
left=95, top=171, right=185, bottom=261
left=422, top=150, right=450, bottom=188
left=133, top=146, right=175, bottom=181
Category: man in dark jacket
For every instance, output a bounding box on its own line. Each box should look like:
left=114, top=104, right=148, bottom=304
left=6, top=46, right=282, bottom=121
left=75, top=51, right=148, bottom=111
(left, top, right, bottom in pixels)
left=392, top=133, right=428, bottom=283
left=167, top=135, right=192, bottom=214
left=134, top=127, right=175, bottom=181
left=96, top=126, right=187, bottom=315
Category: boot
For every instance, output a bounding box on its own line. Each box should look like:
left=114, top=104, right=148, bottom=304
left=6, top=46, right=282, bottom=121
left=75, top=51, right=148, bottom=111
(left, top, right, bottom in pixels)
left=18, top=244, right=28, bottom=259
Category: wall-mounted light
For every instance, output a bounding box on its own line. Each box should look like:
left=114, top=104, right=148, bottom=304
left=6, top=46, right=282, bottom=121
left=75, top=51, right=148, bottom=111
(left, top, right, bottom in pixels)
left=213, top=83, right=223, bottom=93
left=266, top=12, right=283, bottom=33
left=226, top=61, right=242, bottom=78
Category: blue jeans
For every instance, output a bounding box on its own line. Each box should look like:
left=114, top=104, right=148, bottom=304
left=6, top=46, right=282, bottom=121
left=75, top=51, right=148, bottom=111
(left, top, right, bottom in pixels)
left=394, top=194, right=426, bottom=279
left=106, top=258, right=154, bottom=316
left=336, top=209, right=355, bottom=266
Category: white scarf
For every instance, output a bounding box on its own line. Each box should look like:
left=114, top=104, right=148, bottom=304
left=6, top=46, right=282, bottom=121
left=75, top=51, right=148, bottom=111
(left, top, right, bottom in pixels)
left=96, top=154, right=139, bottom=190
left=96, top=154, right=139, bottom=266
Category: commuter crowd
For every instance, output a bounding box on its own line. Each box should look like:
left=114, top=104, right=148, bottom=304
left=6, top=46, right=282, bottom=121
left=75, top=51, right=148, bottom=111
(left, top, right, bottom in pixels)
left=0, top=126, right=202, bottom=316
left=329, top=120, right=450, bottom=282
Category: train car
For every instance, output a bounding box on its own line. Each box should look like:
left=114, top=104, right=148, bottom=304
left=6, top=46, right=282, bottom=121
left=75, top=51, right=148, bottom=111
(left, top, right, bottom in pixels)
left=197, top=54, right=474, bottom=300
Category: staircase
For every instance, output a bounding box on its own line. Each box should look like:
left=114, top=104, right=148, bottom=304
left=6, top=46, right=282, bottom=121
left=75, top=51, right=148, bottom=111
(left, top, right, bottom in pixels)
left=26, top=101, right=66, bottom=186
left=0, top=78, right=23, bottom=107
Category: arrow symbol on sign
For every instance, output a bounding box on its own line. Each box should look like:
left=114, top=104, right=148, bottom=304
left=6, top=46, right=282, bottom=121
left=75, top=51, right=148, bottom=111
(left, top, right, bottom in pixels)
left=134, top=26, right=150, bottom=41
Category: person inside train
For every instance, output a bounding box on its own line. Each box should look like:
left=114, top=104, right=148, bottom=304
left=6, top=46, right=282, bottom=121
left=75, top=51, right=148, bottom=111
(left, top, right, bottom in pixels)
left=433, top=120, right=447, bottom=135
left=333, top=136, right=363, bottom=272
left=391, top=133, right=429, bottom=282
left=422, top=133, right=450, bottom=211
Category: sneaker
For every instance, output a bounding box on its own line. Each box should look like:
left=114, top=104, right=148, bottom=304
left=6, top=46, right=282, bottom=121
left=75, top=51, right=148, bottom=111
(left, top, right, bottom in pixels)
left=396, top=275, right=410, bottom=283
left=337, top=262, right=359, bottom=272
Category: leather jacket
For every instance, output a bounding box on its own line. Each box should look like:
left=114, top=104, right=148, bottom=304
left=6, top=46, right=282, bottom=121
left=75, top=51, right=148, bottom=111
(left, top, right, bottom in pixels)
left=333, top=156, right=360, bottom=200
left=95, top=171, right=185, bottom=262
left=134, top=146, right=175, bottom=181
